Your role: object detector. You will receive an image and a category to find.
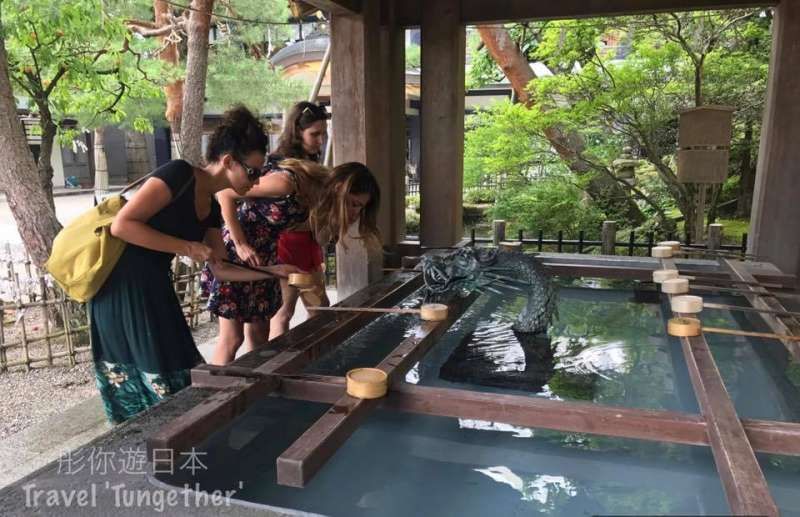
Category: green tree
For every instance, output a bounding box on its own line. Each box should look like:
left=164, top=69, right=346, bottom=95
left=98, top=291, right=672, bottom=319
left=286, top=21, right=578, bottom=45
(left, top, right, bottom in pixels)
left=0, top=0, right=60, bottom=267
left=470, top=11, right=771, bottom=236
left=1, top=0, right=166, bottom=266
left=3, top=0, right=165, bottom=197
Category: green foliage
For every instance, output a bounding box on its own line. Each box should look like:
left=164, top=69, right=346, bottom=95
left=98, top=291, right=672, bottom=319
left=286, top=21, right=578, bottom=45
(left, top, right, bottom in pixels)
left=213, top=0, right=294, bottom=47
left=405, top=207, right=419, bottom=236
left=469, top=12, right=769, bottom=231
left=464, top=100, right=567, bottom=188
left=463, top=189, right=496, bottom=204
left=405, top=43, right=420, bottom=70
left=3, top=0, right=166, bottom=132
left=205, top=42, right=305, bottom=113
left=490, top=175, right=605, bottom=235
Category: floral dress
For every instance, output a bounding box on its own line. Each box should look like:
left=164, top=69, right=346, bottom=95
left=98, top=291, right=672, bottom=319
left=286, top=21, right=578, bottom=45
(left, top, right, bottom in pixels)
left=203, top=169, right=308, bottom=321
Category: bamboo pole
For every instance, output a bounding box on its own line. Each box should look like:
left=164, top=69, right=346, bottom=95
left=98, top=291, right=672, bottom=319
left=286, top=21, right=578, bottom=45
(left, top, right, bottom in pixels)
left=703, top=326, right=800, bottom=342
left=0, top=327, right=90, bottom=349
left=703, top=302, right=800, bottom=319
left=59, top=291, right=76, bottom=367
left=18, top=299, right=30, bottom=371
left=39, top=276, right=52, bottom=366
left=3, top=346, right=92, bottom=369
left=691, top=284, right=800, bottom=301
left=679, top=274, right=785, bottom=290
left=0, top=299, right=5, bottom=372
left=304, top=306, right=422, bottom=315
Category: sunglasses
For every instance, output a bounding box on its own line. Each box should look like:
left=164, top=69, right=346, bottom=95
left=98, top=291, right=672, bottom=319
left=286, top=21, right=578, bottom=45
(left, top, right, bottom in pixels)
left=300, top=105, right=329, bottom=122
left=236, top=158, right=265, bottom=181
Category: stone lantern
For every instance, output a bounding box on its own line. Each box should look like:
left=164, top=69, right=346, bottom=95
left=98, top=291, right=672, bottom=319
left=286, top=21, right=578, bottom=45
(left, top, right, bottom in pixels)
left=612, top=146, right=638, bottom=186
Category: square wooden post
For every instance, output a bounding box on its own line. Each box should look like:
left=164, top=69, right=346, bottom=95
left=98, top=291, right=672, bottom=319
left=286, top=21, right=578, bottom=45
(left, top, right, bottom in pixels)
left=330, top=2, right=406, bottom=297
left=420, top=0, right=465, bottom=248
left=749, top=0, right=800, bottom=282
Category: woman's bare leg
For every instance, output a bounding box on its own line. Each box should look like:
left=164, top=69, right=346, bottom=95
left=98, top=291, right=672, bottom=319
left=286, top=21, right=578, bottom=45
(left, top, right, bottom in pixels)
left=210, top=317, right=244, bottom=365
left=243, top=320, right=269, bottom=353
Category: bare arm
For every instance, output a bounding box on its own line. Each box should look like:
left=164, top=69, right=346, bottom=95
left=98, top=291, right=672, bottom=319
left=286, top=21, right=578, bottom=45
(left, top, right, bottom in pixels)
left=245, top=172, right=294, bottom=198
left=203, top=228, right=304, bottom=282
left=217, top=188, right=249, bottom=248
left=110, top=177, right=210, bottom=260
left=217, top=173, right=295, bottom=267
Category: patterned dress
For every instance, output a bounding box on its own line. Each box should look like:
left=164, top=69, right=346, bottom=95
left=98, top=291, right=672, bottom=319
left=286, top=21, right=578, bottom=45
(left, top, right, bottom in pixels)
left=90, top=160, right=218, bottom=424
left=203, top=169, right=308, bottom=321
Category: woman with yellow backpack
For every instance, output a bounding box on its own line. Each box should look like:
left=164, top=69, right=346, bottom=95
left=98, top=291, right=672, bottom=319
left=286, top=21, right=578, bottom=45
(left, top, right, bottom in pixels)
left=87, top=106, right=302, bottom=424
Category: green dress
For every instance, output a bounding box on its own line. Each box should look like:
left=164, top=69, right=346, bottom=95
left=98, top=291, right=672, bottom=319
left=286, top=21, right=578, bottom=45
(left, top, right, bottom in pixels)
left=89, top=160, right=221, bottom=424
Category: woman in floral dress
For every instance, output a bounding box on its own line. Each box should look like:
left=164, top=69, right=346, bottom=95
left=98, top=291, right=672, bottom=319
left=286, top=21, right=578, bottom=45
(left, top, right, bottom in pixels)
left=204, top=159, right=327, bottom=364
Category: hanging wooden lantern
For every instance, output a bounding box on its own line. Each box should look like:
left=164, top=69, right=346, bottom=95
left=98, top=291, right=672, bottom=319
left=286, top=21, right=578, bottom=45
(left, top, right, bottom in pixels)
left=676, top=106, right=734, bottom=184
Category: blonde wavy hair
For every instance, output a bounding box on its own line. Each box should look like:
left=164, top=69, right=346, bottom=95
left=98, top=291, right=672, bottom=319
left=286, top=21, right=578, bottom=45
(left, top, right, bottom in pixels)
left=310, top=162, right=381, bottom=250
left=275, top=158, right=329, bottom=214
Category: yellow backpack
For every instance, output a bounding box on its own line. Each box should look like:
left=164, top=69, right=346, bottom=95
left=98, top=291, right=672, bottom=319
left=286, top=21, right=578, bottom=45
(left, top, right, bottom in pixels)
left=45, top=194, right=129, bottom=302
left=45, top=171, right=191, bottom=302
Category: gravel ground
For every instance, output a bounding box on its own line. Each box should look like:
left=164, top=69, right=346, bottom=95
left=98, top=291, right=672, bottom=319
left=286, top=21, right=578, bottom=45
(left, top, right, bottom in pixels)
left=0, top=318, right=218, bottom=440
left=0, top=361, right=96, bottom=439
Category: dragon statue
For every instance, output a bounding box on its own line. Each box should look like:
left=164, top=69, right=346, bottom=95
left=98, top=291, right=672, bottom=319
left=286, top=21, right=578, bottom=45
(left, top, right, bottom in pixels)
left=420, top=247, right=558, bottom=335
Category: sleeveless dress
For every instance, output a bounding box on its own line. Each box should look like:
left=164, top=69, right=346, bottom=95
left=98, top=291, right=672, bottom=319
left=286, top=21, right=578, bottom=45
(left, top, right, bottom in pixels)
left=89, top=160, right=221, bottom=424
left=202, top=169, right=308, bottom=321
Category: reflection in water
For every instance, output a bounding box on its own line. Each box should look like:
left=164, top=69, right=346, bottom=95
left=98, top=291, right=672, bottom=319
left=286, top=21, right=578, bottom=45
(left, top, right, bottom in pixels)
left=432, top=286, right=682, bottom=411
left=153, top=281, right=800, bottom=516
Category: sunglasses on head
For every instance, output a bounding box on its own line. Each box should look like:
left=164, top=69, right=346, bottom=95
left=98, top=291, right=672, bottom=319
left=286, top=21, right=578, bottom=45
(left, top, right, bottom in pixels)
left=300, top=105, right=329, bottom=122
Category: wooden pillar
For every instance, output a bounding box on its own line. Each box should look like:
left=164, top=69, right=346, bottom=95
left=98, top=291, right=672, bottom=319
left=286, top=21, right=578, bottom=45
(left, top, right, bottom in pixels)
left=420, top=0, right=465, bottom=247
left=749, top=0, right=800, bottom=281
left=602, top=220, right=617, bottom=255
left=492, top=220, right=506, bottom=246
left=707, top=223, right=723, bottom=251
left=330, top=2, right=406, bottom=297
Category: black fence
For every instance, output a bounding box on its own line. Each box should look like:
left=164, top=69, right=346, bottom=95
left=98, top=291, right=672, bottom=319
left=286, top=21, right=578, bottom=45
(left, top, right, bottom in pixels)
left=468, top=228, right=749, bottom=258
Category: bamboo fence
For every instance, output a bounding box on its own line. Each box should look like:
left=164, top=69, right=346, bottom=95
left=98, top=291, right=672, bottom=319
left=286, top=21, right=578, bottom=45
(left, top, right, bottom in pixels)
left=0, top=248, right=210, bottom=372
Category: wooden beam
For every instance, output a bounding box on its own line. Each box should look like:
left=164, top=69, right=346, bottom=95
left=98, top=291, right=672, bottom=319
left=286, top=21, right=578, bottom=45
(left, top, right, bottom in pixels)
left=277, top=374, right=800, bottom=456
left=330, top=2, right=384, bottom=298
left=301, top=0, right=360, bottom=16
left=749, top=0, right=800, bottom=279
left=662, top=258, right=779, bottom=516
left=723, top=258, right=800, bottom=361
left=146, top=376, right=278, bottom=465
left=395, top=0, right=774, bottom=26
left=146, top=273, right=422, bottom=462
left=255, top=275, right=424, bottom=375
left=275, top=294, right=476, bottom=487
left=229, top=273, right=420, bottom=369
left=419, top=0, right=465, bottom=247
left=678, top=332, right=778, bottom=515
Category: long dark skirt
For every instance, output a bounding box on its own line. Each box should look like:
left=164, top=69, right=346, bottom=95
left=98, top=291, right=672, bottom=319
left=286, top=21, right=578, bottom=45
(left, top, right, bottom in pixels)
left=89, top=250, right=203, bottom=424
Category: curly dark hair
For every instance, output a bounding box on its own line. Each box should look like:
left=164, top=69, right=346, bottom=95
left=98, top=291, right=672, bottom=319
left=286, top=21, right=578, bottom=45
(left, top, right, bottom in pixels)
left=205, top=105, right=269, bottom=164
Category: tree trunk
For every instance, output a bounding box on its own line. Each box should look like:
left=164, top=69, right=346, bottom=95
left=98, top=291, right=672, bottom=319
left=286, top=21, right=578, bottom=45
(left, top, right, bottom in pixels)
left=707, top=184, right=721, bottom=225
left=179, top=0, right=213, bottom=165
left=154, top=0, right=184, bottom=157
left=93, top=127, right=109, bottom=195
left=0, top=13, right=62, bottom=268
left=736, top=120, right=755, bottom=218
left=477, top=25, right=644, bottom=226
left=125, top=130, right=151, bottom=180
left=36, top=106, right=58, bottom=211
